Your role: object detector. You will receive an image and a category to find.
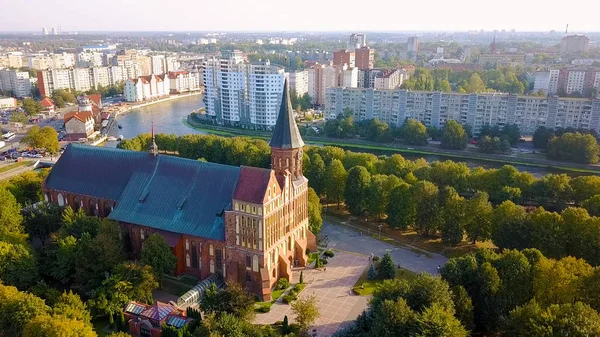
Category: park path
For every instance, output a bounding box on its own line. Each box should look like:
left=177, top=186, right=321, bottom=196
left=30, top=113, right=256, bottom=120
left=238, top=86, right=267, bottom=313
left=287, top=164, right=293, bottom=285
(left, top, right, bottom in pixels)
left=321, top=222, right=448, bottom=275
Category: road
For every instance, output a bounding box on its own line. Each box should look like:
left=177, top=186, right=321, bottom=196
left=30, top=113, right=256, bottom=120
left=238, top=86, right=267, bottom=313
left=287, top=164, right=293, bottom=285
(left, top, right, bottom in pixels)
left=321, top=222, right=448, bottom=275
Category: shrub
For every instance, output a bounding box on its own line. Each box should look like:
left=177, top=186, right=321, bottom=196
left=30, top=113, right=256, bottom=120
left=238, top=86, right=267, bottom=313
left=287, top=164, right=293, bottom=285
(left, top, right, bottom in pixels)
left=276, top=278, right=291, bottom=290
left=282, top=294, right=295, bottom=304
left=294, top=283, right=305, bottom=293
left=305, top=248, right=311, bottom=255
left=368, top=263, right=377, bottom=280
left=256, top=302, right=272, bottom=313
left=324, top=250, right=335, bottom=258
left=282, top=315, right=290, bottom=334
left=372, top=256, right=380, bottom=263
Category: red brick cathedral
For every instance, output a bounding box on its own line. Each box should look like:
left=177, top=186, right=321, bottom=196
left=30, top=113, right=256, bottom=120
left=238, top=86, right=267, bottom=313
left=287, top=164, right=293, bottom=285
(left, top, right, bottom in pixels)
left=43, top=80, right=316, bottom=300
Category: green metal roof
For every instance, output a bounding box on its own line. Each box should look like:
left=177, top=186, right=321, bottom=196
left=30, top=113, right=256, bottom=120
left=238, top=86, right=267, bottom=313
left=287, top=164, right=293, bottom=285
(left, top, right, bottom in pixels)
left=46, top=144, right=240, bottom=241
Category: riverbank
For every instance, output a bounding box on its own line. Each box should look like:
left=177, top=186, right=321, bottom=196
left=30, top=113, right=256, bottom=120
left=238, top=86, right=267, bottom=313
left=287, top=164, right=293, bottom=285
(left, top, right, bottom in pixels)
left=185, top=116, right=600, bottom=175
left=111, top=91, right=203, bottom=119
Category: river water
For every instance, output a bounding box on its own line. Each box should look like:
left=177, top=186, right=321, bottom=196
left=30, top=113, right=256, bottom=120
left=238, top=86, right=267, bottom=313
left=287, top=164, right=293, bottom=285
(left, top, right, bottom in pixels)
left=106, top=95, right=590, bottom=177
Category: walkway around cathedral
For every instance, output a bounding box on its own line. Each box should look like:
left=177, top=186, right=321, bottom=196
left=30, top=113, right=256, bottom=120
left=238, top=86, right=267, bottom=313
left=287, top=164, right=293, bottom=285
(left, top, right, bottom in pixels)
left=254, top=251, right=370, bottom=337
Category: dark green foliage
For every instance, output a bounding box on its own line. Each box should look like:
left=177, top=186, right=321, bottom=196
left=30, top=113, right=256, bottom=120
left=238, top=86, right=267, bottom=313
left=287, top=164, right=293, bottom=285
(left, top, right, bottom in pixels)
left=276, top=278, right=290, bottom=290
left=368, top=263, right=377, bottom=280
left=200, top=282, right=255, bottom=320
left=344, top=166, right=371, bottom=215
left=299, top=271, right=304, bottom=284
left=376, top=252, right=396, bottom=280
left=282, top=315, right=289, bottom=334
left=547, top=132, right=600, bottom=164
left=440, top=120, right=468, bottom=150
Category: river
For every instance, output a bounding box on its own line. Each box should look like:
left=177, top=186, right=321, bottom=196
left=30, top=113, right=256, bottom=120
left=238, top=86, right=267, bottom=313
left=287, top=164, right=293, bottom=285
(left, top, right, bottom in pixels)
left=106, top=95, right=590, bottom=177
left=105, top=95, right=206, bottom=147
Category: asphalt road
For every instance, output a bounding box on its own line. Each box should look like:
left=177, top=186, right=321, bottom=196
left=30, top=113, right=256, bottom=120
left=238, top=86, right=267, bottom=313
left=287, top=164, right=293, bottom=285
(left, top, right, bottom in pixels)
left=321, top=222, right=448, bottom=275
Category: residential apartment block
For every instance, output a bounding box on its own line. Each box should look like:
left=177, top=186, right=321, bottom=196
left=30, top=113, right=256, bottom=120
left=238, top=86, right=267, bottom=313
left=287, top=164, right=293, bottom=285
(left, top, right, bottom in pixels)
left=37, top=66, right=128, bottom=96
left=0, top=69, right=32, bottom=97
left=168, top=69, right=201, bottom=94
left=533, top=67, right=600, bottom=97
left=285, top=70, right=309, bottom=97
left=202, top=51, right=285, bottom=127
left=325, top=87, right=600, bottom=134
left=354, top=47, right=374, bottom=70
left=308, top=64, right=357, bottom=106
left=0, top=52, right=24, bottom=68
left=561, top=35, right=590, bottom=55
left=123, top=75, right=170, bottom=102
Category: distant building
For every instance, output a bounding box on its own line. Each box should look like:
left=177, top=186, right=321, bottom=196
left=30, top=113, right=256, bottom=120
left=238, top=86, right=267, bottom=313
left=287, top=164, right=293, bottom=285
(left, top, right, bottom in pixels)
left=348, top=33, right=367, bottom=50
left=78, top=94, right=103, bottom=123
left=561, top=35, right=590, bottom=55
left=285, top=70, right=309, bottom=97
left=40, top=97, right=55, bottom=114
left=374, top=69, right=406, bottom=89
left=355, top=47, right=374, bottom=70
left=333, top=50, right=355, bottom=68
left=151, top=55, right=166, bottom=75
left=124, top=75, right=170, bottom=102
left=0, top=69, right=32, bottom=98
left=407, top=37, right=419, bottom=59
left=308, top=64, right=357, bottom=106
left=533, top=67, right=600, bottom=96
left=0, top=96, right=17, bottom=108
left=42, top=27, right=48, bottom=35
left=168, top=70, right=201, bottom=94
left=203, top=51, right=285, bottom=127
left=63, top=111, right=94, bottom=140
left=123, top=301, right=193, bottom=337
left=37, top=66, right=128, bottom=97
left=325, top=87, right=600, bottom=134
left=478, top=53, right=526, bottom=66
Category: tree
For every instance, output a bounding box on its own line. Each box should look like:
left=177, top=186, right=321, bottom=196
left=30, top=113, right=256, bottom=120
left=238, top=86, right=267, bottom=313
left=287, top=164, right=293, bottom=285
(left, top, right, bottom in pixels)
left=0, top=187, right=24, bottom=239
left=387, top=183, right=415, bottom=230
left=23, top=202, right=62, bottom=246
left=506, top=300, right=600, bottom=337
left=466, top=73, right=486, bottom=92
left=345, top=166, right=371, bottom=215
left=532, top=126, right=554, bottom=149
left=547, top=132, right=599, bottom=164
left=4, top=169, right=49, bottom=205
left=464, top=192, right=493, bottom=243
left=415, top=303, right=468, bottom=337
left=291, top=294, right=320, bottom=334
left=367, top=175, right=400, bottom=219
left=52, top=291, right=92, bottom=326
left=21, top=125, right=60, bottom=154
left=0, top=241, right=39, bottom=289
left=10, top=111, right=29, bottom=124
left=23, top=314, right=97, bottom=337
left=21, top=98, right=42, bottom=115
left=368, top=263, right=377, bottom=280
left=141, top=234, right=177, bottom=283
left=451, top=286, right=474, bottom=331
left=440, top=120, right=468, bottom=150
left=402, top=119, right=428, bottom=145
left=0, top=284, right=50, bottom=337
left=111, top=262, right=159, bottom=304
left=440, top=188, right=466, bottom=245
left=200, top=282, right=255, bottom=320
left=306, top=153, right=326, bottom=195
left=583, top=195, right=600, bottom=216
left=410, top=181, right=441, bottom=236
left=570, top=175, right=600, bottom=204
left=377, top=252, right=396, bottom=280
left=325, top=159, right=347, bottom=208
left=307, top=187, right=323, bottom=234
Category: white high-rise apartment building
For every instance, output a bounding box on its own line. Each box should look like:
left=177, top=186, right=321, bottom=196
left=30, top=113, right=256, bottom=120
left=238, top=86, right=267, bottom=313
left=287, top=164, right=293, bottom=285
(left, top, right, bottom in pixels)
left=325, top=87, right=600, bottom=134
left=151, top=55, right=166, bottom=75
left=285, top=70, right=308, bottom=97
left=203, top=51, right=285, bottom=127
left=308, top=64, right=357, bottom=106
left=0, top=70, right=32, bottom=97
left=38, top=66, right=128, bottom=96
left=566, top=70, right=586, bottom=95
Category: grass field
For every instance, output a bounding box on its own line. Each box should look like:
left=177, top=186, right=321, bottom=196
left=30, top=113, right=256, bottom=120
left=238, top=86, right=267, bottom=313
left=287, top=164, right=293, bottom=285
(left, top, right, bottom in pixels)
left=0, top=161, right=30, bottom=174
left=353, top=266, right=418, bottom=296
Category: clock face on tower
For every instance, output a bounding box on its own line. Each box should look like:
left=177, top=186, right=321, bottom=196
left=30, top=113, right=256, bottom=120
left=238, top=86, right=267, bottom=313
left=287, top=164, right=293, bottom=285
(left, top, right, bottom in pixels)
left=297, top=149, right=303, bottom=159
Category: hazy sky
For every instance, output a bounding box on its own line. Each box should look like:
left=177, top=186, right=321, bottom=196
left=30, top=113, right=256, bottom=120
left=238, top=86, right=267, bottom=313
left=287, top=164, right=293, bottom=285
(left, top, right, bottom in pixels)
left=1, top=0, right=599, bottom=32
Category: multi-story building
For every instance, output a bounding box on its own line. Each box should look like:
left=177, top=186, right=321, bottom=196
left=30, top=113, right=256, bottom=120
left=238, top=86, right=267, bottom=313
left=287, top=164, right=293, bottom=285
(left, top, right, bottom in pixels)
left=308, top=64, right=358, bottom=106
left=354, top=47, right=374, bottom=70
left=168, top=69, right=201, bottom=94
left=325, top=87, right=600, bottom=134
left=478, top=53, right=526, bottom=66
left=37, top=66, right=128, bottom=97
left=202, top=51, right=285, bottom=128
left=151, top=55, right=166, bottom=75
left=561, top=35, right=590, bottom=55
left=348, top=33, right=367, bottom=50
left=374, top=69, right=406, bottom=89
left=43, top=81, right=315, bottom=301
left=0, top=52, right=24, bottom=69
left=0, top=96, right=17, bottom=108
left=0, top=69, right=32, bottom=97
left=534, top=67, right=600, bottom=97
left=123, top=75, right=170, bottom=102
left=63, top=111, right=95, bottom=140
left=284, top=70, right=309, bottom=97
left=407, top=37, right=419, bottom=59
left=333, top=50, right=355, bottom=68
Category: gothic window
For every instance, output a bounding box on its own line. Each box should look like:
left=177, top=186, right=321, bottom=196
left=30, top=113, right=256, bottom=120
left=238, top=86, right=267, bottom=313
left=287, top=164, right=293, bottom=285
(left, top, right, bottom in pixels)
left=186, top=254, right=191, bottom=267
left=57, top=193, right=64, bottom=206
left=209, top=244, right=214, bottom=256
left=210, top=260, right=215, bottom=273
left=44, top=194, right=49, bottom=202
left=185, top=239, right=189, bottom=250
left=73, top=196, right=81, bottom=210
left=253, top=255, right=259, bottom=272
left=246, top=255, right=251, bottom=268
left=191, top=242, right=198, bottom=268
left=140, top=229, right=145, bottom=240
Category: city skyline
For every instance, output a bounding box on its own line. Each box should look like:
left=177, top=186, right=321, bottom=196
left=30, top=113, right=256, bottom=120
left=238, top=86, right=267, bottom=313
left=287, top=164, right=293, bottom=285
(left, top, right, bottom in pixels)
left=1, top=0, right=600, bottom=33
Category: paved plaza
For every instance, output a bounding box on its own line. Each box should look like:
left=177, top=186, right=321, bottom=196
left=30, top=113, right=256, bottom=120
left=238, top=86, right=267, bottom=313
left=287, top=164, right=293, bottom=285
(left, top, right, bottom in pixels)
left=254, top=251, right=370, bottom=337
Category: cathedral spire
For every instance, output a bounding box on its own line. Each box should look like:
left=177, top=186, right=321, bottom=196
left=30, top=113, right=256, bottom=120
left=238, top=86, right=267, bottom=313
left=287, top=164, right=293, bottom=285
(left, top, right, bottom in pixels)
left=150, top=121, right=158, bottom=156
left=269, top=79, right=304, bottom=149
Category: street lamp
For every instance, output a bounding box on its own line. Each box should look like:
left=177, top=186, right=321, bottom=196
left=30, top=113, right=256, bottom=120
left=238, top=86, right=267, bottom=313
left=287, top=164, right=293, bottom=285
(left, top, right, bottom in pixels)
left=378, top=224, right=383, bottom=239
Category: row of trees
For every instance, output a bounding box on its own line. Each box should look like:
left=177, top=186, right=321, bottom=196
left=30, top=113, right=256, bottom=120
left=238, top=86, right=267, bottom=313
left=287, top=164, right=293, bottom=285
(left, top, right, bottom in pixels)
left=400, top=66, right=529, bottom=95
left=338, top=249, right=600, bottom=337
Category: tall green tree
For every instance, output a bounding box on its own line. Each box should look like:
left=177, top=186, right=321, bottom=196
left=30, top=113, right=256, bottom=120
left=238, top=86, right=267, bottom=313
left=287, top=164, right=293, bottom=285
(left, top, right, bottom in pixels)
left=345, top=166, right=371, bottom=215
left=440, top=120, right=468, bottom=150
left=141, top=233, right=177, bottom=283
left=291, top=294, right=320, bottom=334
left=440, top=187, right=466, bottom=245
left=325, top=159, right=347, bottom=208
left=21, top=125, right=60, bottom=154
left=410, top=181, right=441, bottom=236
left=307, top=187, right=323, bottom=234
left=402, top=119, right=428, bottom=146
left=464, top=192, right=493, bottom=243
left=387, top=183, right=415, bottom=230
left=306, top=153, right=326, bottom=195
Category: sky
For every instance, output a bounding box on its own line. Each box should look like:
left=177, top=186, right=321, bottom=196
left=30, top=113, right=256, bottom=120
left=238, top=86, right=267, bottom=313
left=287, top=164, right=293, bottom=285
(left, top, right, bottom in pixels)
left=1, top=0, right=599, bottom=32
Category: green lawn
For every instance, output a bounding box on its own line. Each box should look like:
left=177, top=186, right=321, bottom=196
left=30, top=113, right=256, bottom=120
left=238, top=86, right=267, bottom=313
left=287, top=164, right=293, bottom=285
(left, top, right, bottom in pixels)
left=353, top=267, right=418, bottom=296
left=0, top=161, right=29, bottom=174
left=255, top=288, right=287, bottom=313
